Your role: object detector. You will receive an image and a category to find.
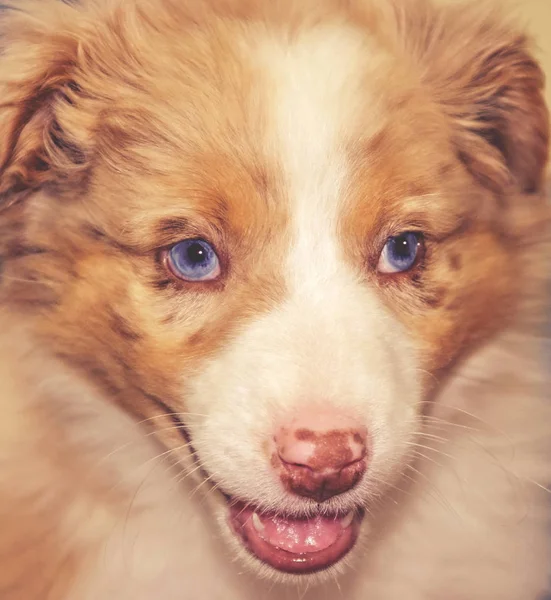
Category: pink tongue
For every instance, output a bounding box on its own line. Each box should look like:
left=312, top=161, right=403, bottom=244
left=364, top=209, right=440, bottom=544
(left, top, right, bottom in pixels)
left=256, top=514, right=343, bottom=553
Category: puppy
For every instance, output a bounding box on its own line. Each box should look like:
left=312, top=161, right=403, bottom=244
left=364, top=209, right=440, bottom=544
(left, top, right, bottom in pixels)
left=0, top=0, right=549, bottom=598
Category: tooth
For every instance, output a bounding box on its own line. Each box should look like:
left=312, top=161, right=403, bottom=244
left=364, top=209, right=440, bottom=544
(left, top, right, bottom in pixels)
left=341, top=511, right=354, bottom=529
left=252, top=512, right=265, bottom=533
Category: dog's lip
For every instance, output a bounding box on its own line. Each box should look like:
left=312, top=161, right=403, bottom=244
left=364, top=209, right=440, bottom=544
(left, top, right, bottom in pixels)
left=173, top=431, right=363, bottom=574
left=227, top=499, right=363, bottom=574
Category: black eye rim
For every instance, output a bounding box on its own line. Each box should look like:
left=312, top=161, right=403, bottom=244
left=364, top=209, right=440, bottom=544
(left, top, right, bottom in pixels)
left=376, top=230, right=426, bottom=276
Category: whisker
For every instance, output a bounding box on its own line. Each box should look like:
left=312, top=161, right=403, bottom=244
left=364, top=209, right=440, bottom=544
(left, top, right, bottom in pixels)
left=106, top=441, right=194, bottom=497
left=91, top=424, right=193, bottom=470
left=423, top=415, right=481, bottom=433
left=408, top=450, right=446, bottom=470
left=297, top=579, right=311, bottom=600
left=332, top=576, right=343, bottom=600
left=405, top=442, right=454, bottom=461
left=188, top=472, right=217, bottom=500
left=420, top=403, right=508, bottom=439
left=524, top=478, right=551, bottom=496
left=172, top=461, right=208, bottom=488
left=414, top=368, right=439, bottom=386
left=414, top=431, right=449, bottom=443
left=133, top=412, right=207, bottom=426
left=368, top=474, right=415, bottom=501
left=404, top=463, right=462, bottom=521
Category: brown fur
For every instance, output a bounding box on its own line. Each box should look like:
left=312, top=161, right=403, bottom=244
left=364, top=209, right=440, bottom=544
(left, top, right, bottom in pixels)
left=0, top=0, right=549, bottom=598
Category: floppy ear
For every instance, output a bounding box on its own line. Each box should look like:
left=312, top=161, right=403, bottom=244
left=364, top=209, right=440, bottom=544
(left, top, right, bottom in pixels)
left=399, top=1, right=549, bottom=194
left=0, top=2, right=92, bottom=205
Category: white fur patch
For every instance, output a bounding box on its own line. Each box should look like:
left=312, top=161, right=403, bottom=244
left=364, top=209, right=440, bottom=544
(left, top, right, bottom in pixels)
left=257, top=25, right=380, bottom=292
left=183, top=27, right=420, bottom=523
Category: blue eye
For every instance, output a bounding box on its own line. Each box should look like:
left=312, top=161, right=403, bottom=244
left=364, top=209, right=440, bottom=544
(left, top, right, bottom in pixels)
left=377, top=232, right=423, bottom=274
left=167, top=239, right=221, bottom=282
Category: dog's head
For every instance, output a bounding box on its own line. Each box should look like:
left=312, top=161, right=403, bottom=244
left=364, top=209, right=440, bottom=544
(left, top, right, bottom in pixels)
left=0, top=0, right=548, bottom=583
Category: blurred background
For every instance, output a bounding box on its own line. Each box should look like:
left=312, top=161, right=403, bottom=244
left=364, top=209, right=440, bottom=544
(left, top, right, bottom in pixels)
left=435, top=0, right=551, bottom=111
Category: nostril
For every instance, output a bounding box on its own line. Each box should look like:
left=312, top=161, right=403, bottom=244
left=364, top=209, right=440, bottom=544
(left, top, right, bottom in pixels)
left=273, top=413, right=368, bottom=501
left=277, top=455, right=367, bottom=503
left=278, top=453, right=364, bottom=473
left=277, top=455, right=311, bottom=469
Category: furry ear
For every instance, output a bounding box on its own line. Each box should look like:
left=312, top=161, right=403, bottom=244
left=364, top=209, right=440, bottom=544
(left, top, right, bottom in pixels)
left=0, top=2, right=92, bottom=205
left=398, top=1, right=549, bottom=194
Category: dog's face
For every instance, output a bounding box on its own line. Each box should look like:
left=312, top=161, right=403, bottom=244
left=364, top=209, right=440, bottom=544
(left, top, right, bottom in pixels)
left=0, top=0, right=548, bottom=584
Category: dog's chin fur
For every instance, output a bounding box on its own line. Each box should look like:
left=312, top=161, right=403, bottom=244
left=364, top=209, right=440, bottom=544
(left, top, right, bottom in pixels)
left=0, top=0, right=550, bottom=598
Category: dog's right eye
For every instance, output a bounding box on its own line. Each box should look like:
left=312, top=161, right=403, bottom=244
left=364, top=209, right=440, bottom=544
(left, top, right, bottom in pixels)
left=166, top=239, right=221, bottom=282
left=377, top=232, right=424, bottom=274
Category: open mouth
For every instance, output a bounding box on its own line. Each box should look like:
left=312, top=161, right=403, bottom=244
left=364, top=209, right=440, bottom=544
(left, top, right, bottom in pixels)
left=229, top=500, right=363, bottom=574
left=162, top=420, right=364, bottom=574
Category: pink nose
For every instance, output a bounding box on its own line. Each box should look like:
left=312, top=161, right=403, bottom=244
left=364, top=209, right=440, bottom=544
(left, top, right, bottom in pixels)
left=273, top=409, right=368, bottom=502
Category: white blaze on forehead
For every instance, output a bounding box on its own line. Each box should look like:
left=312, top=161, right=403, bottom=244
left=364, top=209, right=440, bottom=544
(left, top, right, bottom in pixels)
left=183, top=30, right=420, bottom=510
left=181, top=29, right=420, bottom=518
left=256, top=25, right=381, bottom=292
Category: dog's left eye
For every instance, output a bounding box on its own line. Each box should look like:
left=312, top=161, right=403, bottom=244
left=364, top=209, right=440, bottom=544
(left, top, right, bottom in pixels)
left=377, top=232, right=423, bottom=274
left=166, top=239, right=221, bottom=281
